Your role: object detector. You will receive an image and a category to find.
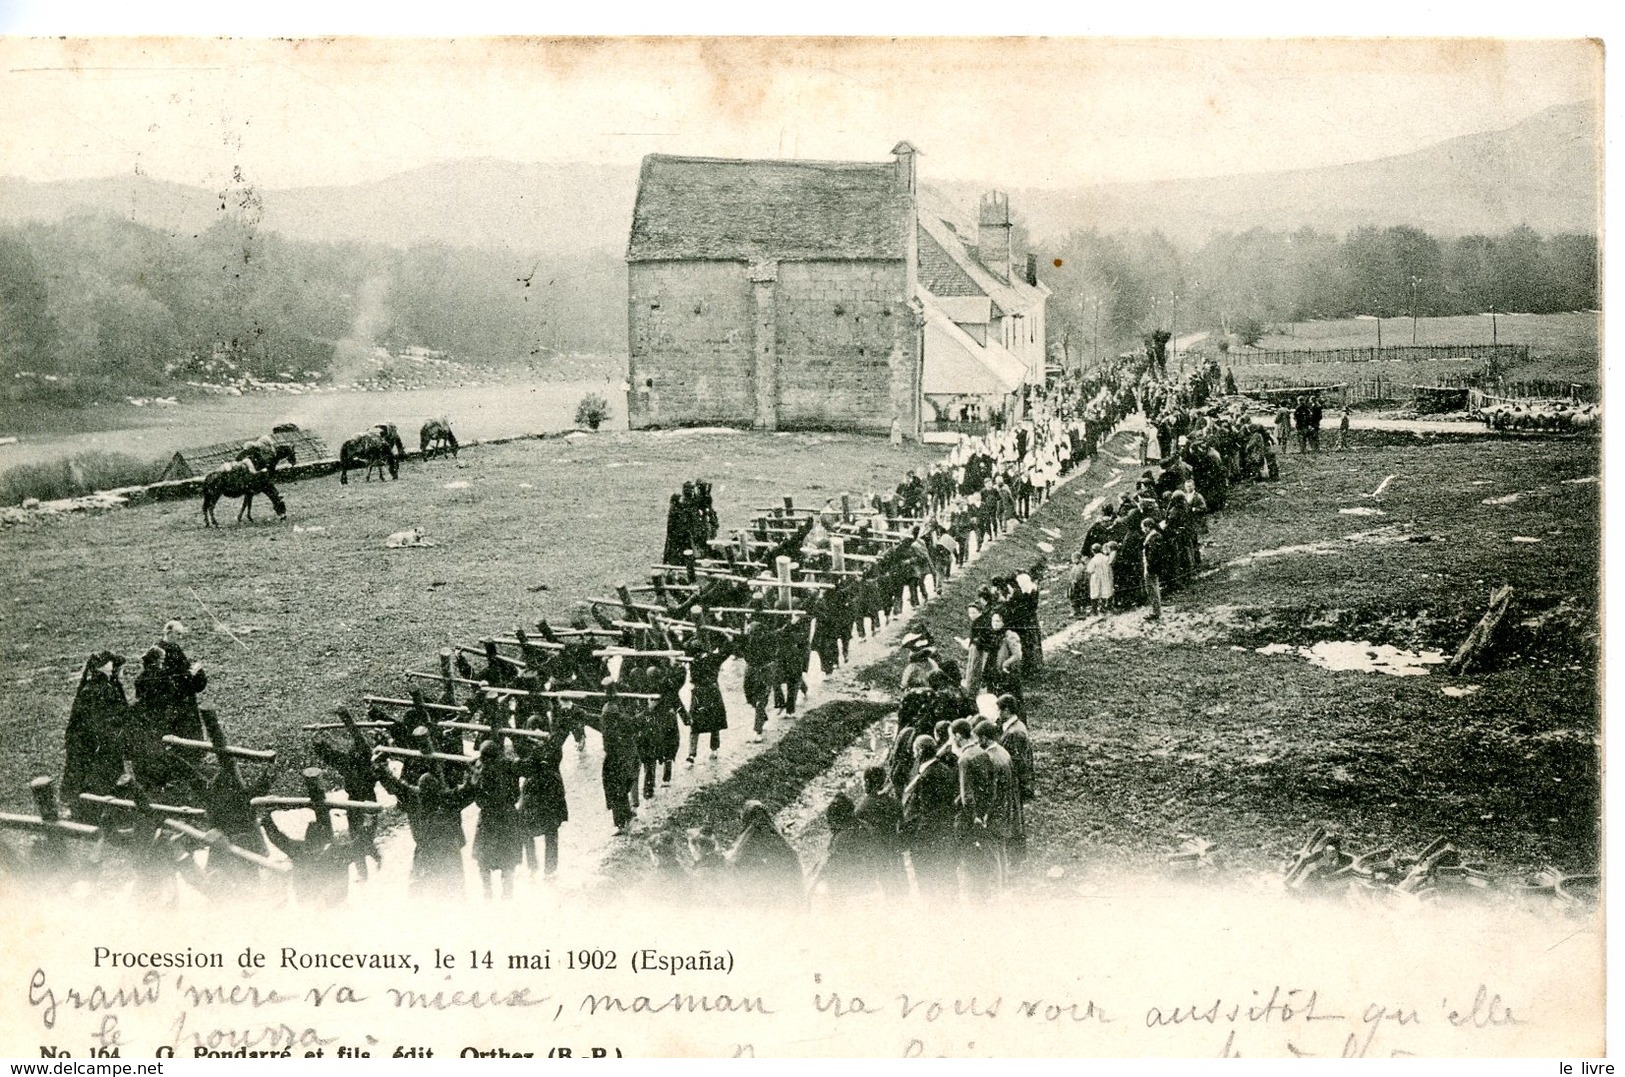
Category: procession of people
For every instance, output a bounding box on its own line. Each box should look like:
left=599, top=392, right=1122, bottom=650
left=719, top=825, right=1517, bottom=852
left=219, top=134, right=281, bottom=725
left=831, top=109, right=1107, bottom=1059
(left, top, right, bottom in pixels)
left=6, top=347, right=1283, bottom=907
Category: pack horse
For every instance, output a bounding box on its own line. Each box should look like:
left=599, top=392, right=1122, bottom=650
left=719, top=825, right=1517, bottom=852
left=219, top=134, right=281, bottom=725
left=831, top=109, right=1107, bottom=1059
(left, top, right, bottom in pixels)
left=340, top=424, right=407, bottom=485
left=201, top=440, right=296, bottom=527
left=420, top=418, right=459, bottom=460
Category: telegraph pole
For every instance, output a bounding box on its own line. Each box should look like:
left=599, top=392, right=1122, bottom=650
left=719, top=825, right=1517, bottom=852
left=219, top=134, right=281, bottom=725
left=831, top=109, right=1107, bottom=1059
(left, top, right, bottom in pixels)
left=1410, top=275, right=1420, bottom=345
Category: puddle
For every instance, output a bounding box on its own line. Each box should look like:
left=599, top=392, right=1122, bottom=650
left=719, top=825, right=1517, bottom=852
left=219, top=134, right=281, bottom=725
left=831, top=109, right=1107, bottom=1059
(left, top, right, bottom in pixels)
left=1339, top=507, right=1384, bottom=516
left=1471, top=480, right=1493, bottom=486
left=1442, top=685, right=1481, bottom=698
left=1482, top=493, right=1521, bottom=506
left=292, top=524, right=326, bottom=534
left=1255, top=639, right=1447, bottom=676
left=1050, top=605, right=1257, bottom=649
left=1511, top=536, right=1541, bottom=544
left=443, top=480, right=470, bottom=489
left=1037, top=541, right=1055, bottom=553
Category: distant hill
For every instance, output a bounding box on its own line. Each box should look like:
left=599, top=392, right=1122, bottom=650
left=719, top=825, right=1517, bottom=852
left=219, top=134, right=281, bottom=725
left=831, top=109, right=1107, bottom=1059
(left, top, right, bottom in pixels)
left=935, top=101, right=1601, bottom=246
left=0, top=101, right=1598, bottom=252
left=0, top=159, right=642, bottom=254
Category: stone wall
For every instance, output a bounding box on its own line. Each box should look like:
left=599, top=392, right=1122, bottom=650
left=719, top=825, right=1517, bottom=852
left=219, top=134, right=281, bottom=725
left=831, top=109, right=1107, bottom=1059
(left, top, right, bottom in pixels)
left=774, top=260, right=916, bottom=435
left=626, top=257, right=920, bottom=436
left=627, top=261, right=754, bottom=428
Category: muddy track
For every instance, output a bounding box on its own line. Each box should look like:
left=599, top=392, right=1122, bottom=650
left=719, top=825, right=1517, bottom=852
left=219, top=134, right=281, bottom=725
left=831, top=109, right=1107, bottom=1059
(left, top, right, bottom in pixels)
left=593, top=423, right=1147, bottom=887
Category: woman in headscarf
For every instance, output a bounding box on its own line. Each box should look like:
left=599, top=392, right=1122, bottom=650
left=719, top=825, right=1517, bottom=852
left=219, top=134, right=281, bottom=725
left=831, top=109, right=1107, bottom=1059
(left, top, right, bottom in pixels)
left=61, top=651, right=130, bottom=821
left=726, top=800, right=803, bottom=906
left=662, top=493, right=689, bottom=566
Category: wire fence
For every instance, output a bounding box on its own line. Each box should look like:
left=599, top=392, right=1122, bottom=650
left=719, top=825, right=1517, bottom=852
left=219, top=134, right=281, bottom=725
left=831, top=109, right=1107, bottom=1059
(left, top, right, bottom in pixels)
left=1231, top=343, right=1530, bottom=366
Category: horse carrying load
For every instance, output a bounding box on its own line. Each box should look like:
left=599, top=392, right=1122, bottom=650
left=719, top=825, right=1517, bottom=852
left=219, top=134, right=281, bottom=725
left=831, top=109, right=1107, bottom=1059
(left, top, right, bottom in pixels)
left=340, top=423, right=407, bottom=484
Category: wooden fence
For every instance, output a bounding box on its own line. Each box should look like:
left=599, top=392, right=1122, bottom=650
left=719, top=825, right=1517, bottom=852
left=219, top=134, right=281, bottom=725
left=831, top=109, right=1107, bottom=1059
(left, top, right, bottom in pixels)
left=1239, top=373, right=1596, bottom=410
left=1230, top=343, right=1529, bottom=366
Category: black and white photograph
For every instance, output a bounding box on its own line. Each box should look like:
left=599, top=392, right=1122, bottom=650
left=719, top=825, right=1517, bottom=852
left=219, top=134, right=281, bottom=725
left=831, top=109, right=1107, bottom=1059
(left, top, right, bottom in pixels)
left=0, top=34, right=1606, bottom=1058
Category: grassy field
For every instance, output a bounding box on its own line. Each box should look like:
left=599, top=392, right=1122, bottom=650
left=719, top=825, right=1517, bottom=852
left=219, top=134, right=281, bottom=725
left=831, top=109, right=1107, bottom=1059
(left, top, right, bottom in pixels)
left=858, top=434, right=1599, bottom=885
left=1249, top=311, right=1600, bottom=385
left=0, top=428, right=936, bottom=811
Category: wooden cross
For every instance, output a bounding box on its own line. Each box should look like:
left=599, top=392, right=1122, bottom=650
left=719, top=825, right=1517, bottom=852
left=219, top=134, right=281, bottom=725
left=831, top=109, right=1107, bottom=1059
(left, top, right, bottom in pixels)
left=163, top=818, right=289, bottom=873
left=374, top=744, right=477, bottom=766
left=0, top=777, right=102, bottom=842
left=454, top=644, right=527, bottom=670
left=363, top=694, right=469, bottom=714
left=79, top=793, right=207, bottom=819
left=163, top=736, right=276, bottom=762
left=251, top=767, right=386, bottom=815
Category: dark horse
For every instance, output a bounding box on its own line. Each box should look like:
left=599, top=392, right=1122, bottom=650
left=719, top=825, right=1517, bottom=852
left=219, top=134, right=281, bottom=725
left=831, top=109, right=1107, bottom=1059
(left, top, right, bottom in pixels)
left=339, top=423, right=406, bottom=485
left=231, top=440, right=296, bottom=522
left=202, top=443, right=294, bottom=527
left=420, top=417, right=459, bottom=460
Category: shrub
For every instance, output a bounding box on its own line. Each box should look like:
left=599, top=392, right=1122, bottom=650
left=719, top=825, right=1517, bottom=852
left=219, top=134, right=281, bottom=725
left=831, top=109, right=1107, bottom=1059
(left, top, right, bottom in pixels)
left=0, top=451, right=166, bottom=506
left=575, top=392, right=612, bottom=431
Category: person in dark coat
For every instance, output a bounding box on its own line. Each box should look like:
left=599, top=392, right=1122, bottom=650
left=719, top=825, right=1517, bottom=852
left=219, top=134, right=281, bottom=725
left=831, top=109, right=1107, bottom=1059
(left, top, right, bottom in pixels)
left=684, top=635, right=730, bottom=763
left=595, top=689, right=642, bottom=834
left=516, top=718, right=568, bottom=878
left=662, top=493, right=689, bottom=566
left=374, top=754, right=472, bottom=896
left=647, top=663, right=686, bottom=784
left=739, top=613, right=779, bottom=740
left=809, top=792, right=875, bottom=899
left=727, top=800, right=803, bottom=906
left=901, top=734, right=960, bottom=903
left=61, top=651, right=130, bottom=821
left=128, top=646, right=184, bottom=792
left=470, top=738, right=524, bottom=898
left=853, top=764, right=907, bottom=897
left=154, top=621, right=207, bottom=741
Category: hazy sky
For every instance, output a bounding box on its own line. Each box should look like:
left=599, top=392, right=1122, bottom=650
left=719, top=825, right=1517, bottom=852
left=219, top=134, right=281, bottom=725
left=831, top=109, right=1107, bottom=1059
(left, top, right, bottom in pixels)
left=0, top=37, right=1600, bottom=192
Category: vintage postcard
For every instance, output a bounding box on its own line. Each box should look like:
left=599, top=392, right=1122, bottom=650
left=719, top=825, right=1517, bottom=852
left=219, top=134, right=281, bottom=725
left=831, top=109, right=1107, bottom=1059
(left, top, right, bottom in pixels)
left=0, top=36, right=1605, bottom=1059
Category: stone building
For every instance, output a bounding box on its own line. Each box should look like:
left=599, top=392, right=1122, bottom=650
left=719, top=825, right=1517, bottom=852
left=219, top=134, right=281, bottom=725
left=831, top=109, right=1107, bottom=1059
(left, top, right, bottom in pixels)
left=624, top=143, right=1047, bottom=438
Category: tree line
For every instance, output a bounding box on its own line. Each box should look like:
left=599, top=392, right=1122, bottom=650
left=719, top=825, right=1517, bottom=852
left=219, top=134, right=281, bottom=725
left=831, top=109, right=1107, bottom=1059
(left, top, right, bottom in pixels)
left=0, top=213, right=629, bottom=405
left=1039, top=224, right=1598, bottom=363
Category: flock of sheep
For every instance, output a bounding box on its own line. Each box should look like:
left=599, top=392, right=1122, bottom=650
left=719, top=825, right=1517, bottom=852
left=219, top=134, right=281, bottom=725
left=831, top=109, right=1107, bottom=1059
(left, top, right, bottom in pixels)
left=1476, top=400, right=1601, bottom=433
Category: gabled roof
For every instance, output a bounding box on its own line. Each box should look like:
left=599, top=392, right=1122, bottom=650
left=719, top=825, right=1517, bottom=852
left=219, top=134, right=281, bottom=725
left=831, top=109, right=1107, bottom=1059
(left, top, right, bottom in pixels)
left=162, top=429, right=330, bottom=480
left=920, top=295, right=1029, bottom=397
left=626, top=154, right=912, bottom=263
left=916, top=191, right=1050, bottom=314
left=917, top=227, right=985, bottom=299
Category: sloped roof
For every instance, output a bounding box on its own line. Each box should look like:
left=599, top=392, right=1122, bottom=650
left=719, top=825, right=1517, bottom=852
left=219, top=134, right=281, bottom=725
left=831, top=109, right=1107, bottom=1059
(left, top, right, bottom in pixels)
left=163, top=428, right=330, bottom=480
left=920, top=296, right=1029, bottom=397
left=917, top=227, right=985, bottom=298
left=626, top=154, right=912, bottom=263
left=916, top=191, right=1050, bottom=314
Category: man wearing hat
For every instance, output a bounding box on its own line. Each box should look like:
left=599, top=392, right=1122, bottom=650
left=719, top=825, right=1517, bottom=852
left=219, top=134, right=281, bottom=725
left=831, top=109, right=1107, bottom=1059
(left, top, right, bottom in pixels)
left=900, top=636, right=940, bottom=692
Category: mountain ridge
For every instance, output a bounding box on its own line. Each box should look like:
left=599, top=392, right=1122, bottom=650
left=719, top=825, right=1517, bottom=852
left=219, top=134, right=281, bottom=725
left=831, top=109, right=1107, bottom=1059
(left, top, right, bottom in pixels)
left=0, top=101, right=1598, bottom=252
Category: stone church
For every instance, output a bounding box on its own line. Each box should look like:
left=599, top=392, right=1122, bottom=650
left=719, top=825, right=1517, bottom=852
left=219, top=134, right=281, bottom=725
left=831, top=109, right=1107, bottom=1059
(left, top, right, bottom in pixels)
left=624, top=143, right=1048, bottom=440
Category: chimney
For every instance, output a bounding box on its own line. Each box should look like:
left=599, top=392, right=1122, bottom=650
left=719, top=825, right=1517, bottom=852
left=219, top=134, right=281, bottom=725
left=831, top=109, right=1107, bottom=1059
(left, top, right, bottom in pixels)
left=890, top=141, right=918, bottom=193
left=1025, top=252, right=1039, bottom=287
left=978, top=191, right=1012, bottom=281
